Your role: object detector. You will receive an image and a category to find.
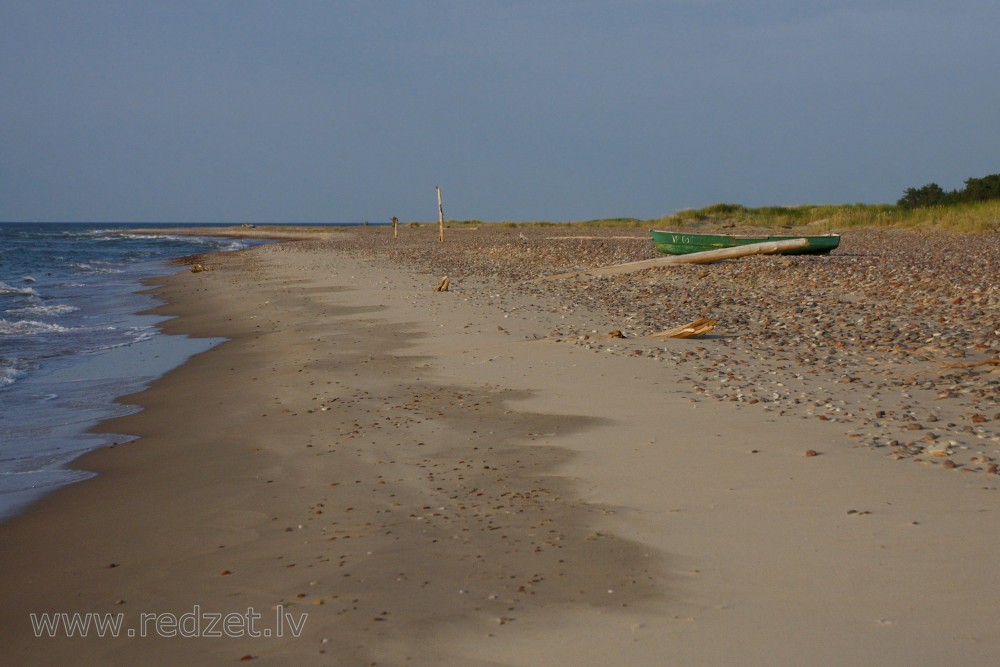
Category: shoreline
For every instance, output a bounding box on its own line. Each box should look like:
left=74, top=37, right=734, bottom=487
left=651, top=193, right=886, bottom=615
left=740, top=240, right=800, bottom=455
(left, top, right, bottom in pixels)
left=2, top=230, right=998, bottom=665
left=0, top=326, right=221, bottom=522
left=0, top=224, right=260, bottom=522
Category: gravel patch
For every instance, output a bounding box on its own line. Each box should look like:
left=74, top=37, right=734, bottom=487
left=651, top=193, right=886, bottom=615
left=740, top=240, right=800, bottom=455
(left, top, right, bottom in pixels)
left=310, top=225, right=999, bottom=474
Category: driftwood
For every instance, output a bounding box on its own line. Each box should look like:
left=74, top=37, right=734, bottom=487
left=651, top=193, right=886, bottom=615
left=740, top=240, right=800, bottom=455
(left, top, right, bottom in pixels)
left=647, top=318, right=718, bottom=339
left=538, top=238, right=810, bottom=280
left=435, top=276, right=450, bottom=292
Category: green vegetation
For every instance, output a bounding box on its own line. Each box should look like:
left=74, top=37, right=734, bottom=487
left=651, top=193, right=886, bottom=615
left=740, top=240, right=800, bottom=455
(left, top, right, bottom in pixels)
left=657, top=203, right=891, bottom=229
left=407, top=177, right=1000, bottom=232
left=655, top=200, right=998, bottom=232
left=407, top=203, right=998, bottom=232
left=898, top=173, right=1000, bottom=209
left=650, top=174, right=1000, bottom=231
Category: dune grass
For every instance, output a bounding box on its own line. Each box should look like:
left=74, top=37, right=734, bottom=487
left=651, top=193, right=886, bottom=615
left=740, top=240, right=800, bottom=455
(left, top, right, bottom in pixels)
left=409, top=200, right=999, bottom=233
left=655, top=201, right=1000, bottom=233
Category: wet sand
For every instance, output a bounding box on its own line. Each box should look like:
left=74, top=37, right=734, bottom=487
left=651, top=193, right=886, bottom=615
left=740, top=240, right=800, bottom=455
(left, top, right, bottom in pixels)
left=1, top=227, right=998, bottom=665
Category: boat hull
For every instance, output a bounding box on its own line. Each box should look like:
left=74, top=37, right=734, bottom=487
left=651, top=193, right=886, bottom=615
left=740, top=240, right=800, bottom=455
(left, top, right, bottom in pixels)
left=650, top=230, right=840, bottom=255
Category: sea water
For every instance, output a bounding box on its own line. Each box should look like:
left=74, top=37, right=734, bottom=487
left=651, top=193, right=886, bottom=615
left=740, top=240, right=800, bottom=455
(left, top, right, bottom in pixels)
left=0, top=222, right=269, bottom=520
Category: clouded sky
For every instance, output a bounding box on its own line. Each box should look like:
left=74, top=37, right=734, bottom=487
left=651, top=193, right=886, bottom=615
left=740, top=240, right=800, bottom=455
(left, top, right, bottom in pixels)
left=2, top=1, right=997, bottom=223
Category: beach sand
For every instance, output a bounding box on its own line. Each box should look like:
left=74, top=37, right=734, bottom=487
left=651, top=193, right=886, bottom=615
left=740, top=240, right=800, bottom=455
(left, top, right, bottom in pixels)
left=1, top=228, right=998, bottom=665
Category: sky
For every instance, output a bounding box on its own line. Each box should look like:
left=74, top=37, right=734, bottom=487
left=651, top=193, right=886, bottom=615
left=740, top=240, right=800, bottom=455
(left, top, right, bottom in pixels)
left=1, top=1, right=998, bottom=223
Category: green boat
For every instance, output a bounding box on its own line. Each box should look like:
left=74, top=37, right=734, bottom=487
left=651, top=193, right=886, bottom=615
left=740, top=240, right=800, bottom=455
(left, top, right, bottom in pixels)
left=650, top=229, right=840, bottom=256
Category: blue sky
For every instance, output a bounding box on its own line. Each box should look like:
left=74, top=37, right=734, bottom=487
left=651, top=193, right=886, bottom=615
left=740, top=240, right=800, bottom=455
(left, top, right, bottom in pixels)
left=1, top=0, right=997, bottom=222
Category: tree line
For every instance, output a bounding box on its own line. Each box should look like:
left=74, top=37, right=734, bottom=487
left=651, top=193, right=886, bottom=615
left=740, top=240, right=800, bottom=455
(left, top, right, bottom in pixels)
left=898, top=173, right=1000, bottom=209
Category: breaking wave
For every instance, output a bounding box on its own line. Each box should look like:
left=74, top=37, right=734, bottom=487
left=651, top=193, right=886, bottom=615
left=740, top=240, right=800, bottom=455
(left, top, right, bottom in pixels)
left=0, top=319, right=72, bottom=335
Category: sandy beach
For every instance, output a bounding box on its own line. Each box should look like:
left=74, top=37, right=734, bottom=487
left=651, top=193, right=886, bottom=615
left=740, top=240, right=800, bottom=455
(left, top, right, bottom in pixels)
left=1, top=225, right=997, bottom=665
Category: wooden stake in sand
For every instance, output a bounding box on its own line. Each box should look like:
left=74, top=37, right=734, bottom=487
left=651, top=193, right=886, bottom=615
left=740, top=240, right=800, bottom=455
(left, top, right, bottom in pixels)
left=436, top=186, right=444, bottom=243
left=647, top=317, right=718, bottom=339
left=435, top=276, right=450, bottom=292
left=392, top=216, right=399, bottom=239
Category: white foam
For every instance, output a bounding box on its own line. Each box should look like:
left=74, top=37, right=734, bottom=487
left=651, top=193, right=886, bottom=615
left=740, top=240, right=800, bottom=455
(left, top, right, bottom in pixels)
left=69, top=263, right=124, bottom=275
left=0, top=319, right=71, bottom=335
left=0, top=366, right=23, bottom=386
left=119, top=233, right=184, bottom=241
left=89, top=328, right=158, bottom=352
left=0, top=281, right=38, bottom=296
left=7, top=303, right=79, bottom=316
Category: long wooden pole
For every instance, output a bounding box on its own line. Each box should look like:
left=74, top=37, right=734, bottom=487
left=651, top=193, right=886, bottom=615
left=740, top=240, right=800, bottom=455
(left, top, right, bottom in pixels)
left=538, top=238, right=810, bottom=280
left=436, top=186, right=444, bottom=242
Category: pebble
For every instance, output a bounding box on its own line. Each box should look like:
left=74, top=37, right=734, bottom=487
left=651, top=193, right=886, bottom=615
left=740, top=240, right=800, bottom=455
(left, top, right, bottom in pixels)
left=323, top=226, right=999, bottom=474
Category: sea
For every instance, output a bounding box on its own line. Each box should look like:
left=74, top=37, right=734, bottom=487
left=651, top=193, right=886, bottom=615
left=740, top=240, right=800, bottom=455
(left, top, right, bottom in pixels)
left=0, top=222, right=298, bottom=521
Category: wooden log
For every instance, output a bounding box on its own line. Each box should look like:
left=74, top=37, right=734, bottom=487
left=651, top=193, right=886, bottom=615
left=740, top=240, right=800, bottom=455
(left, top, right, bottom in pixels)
left=647, top=318, right=717, bottom=339
left=537, top=238, right=810, bottom=280
left=660, top=238, right=809, bottom=264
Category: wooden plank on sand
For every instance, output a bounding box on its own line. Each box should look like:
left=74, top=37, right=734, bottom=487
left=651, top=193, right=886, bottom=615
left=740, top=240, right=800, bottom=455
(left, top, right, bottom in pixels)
left=536, top=238, right=810, bottom=280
